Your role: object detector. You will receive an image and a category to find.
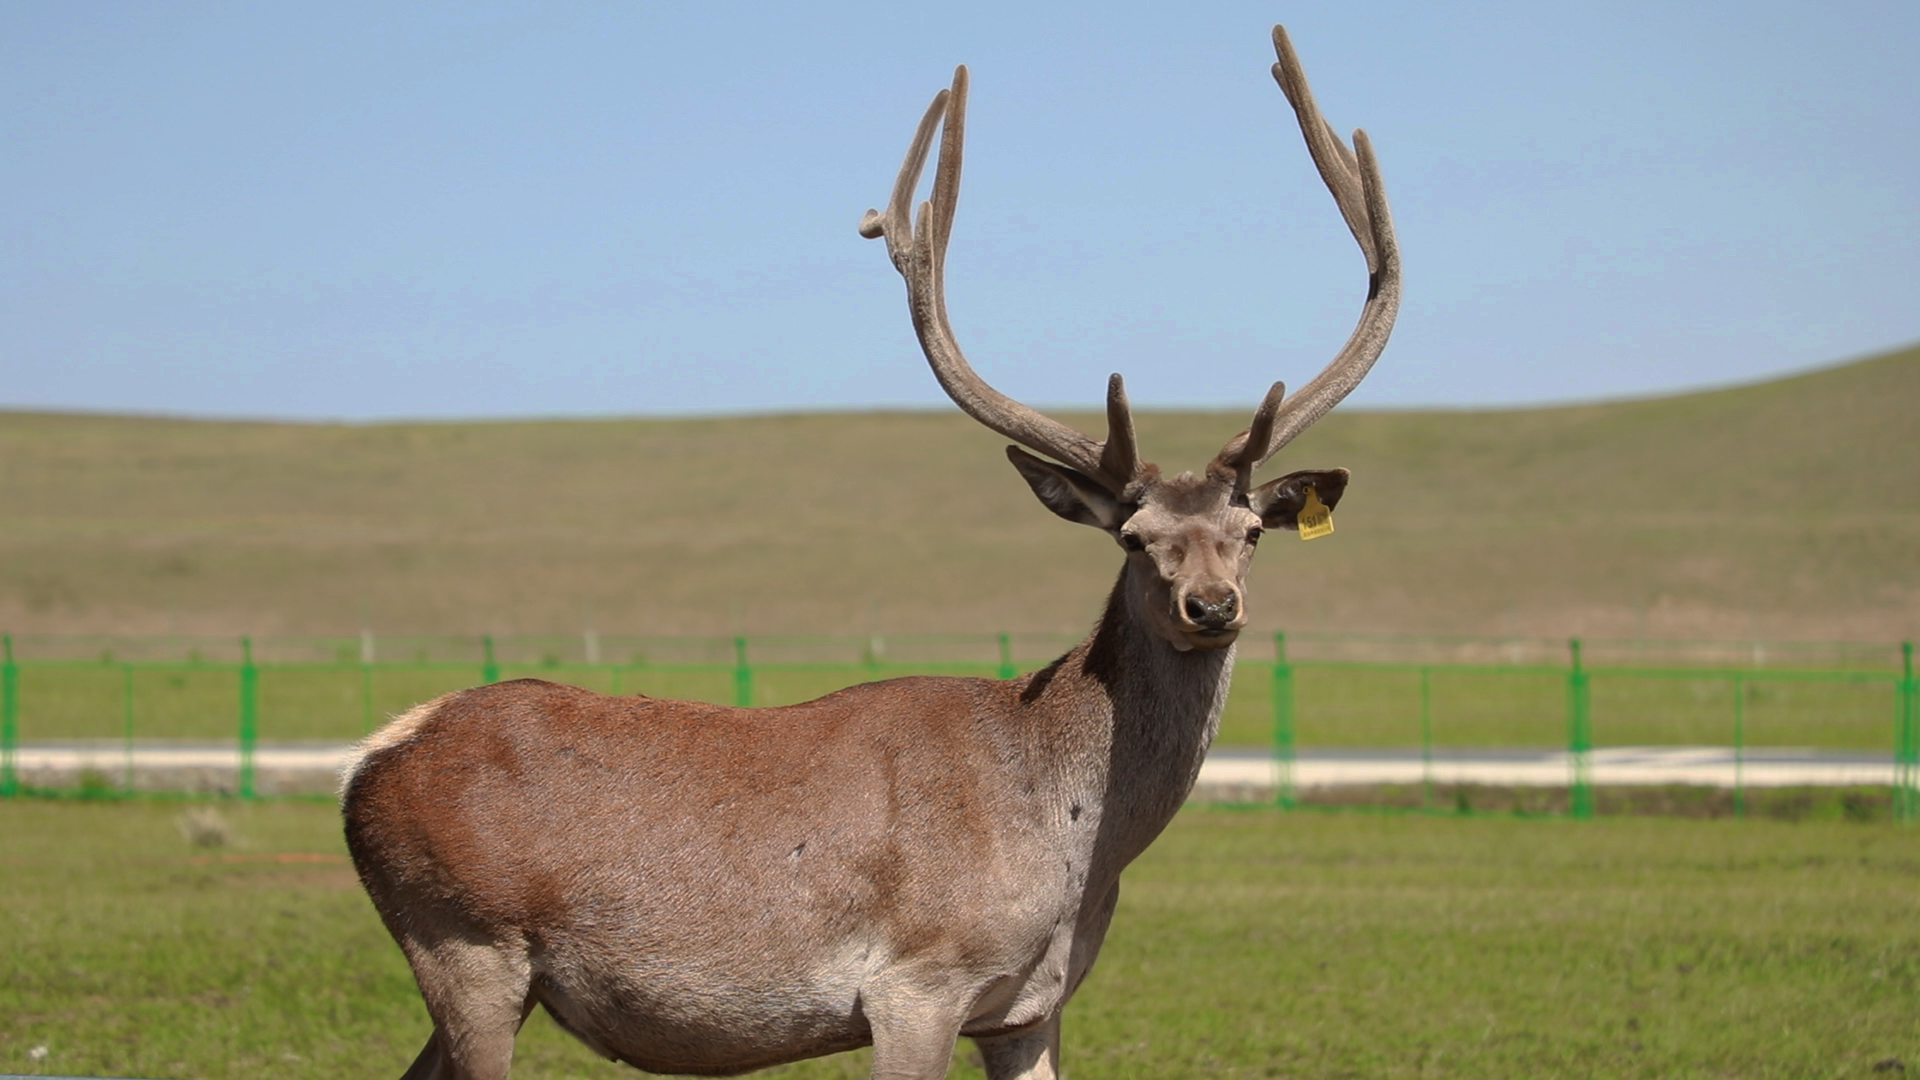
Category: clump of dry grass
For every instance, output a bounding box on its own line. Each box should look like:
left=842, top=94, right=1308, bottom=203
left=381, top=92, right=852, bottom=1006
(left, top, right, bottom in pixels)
left=176, top=805, right=234, bottom=848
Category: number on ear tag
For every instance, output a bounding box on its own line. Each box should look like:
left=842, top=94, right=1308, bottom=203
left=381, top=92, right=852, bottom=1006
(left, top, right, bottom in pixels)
left=1297, top=486, right=1334, bottom=541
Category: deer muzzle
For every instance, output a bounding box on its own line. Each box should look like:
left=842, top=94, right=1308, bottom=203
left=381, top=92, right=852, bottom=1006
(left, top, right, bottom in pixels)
left=1175, top=586, right=1246, bottom=652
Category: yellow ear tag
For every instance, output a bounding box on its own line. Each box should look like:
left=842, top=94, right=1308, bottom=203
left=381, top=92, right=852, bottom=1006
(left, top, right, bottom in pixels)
left=1297, top=486, right=1334, bottom=541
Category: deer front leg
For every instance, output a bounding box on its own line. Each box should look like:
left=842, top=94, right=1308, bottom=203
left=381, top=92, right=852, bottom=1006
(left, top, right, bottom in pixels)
left=974, top=1015, right=1061, bottom=1080
left=860, top=972, right=971, bottom=1080
left=866, top=1021, right=966, bottom=1080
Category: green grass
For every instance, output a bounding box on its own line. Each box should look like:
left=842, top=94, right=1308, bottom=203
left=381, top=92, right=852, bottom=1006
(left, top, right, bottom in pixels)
left=4, top=800, right=1916, bottom=1078
left=2, top=345, right=1915, bottom=644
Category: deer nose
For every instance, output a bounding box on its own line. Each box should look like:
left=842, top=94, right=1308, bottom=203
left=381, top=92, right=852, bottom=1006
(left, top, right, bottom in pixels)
left=1182, top=593, right=1238, bottom=630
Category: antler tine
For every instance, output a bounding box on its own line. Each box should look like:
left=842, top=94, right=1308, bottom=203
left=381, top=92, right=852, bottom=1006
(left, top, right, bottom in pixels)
left=857, top=83, right=946, bottom=254
left=1236, top=25, right=1402, bottom=471
left=1096, top=374, right=1140, bottom=487
left=1270, top=27, right=1376, bottom=274
left=1210, top=379, right=1287, bottom=491
left=863, top=67, right=1139, bottom=492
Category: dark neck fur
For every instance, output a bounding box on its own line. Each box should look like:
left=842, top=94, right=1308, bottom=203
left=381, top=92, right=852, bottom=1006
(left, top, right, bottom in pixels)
left=1022, top=568, right=1235, bottom=879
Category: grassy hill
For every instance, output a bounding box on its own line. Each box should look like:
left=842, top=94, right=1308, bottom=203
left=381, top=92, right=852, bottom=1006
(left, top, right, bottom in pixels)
left=1, top=344, right=1915, bottom=643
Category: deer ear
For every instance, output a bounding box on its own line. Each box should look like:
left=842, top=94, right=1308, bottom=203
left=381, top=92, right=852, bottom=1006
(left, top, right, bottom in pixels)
left=1007, top=446, right=1125, bottom=530
left=1248, top=468, right=1349, bottom=530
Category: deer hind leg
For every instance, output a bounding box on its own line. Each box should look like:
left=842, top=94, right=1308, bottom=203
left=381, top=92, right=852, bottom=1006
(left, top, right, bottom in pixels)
left=974, top=1015, right=1061, bottom=1080
left=397, top=932, right=535, bottom=1080
left=396, top=1030, right=450, bottom=1080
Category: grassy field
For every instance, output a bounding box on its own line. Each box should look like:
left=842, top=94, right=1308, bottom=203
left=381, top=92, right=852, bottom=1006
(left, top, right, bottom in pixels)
left=1, top=344, right=1915, bottom=644
left=3, top=800, right=1916, bottom=1079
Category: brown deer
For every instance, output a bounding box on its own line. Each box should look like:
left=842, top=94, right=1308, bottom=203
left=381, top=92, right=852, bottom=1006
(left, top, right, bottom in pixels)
left=342, top=25, right=1398, bottom=1080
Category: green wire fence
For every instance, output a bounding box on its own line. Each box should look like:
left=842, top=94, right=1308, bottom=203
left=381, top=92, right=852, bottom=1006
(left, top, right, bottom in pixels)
left=1, top=630, right=1913, bottom=819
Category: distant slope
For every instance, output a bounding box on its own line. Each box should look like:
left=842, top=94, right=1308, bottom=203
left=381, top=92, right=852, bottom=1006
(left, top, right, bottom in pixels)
left=1, top=344, right=1914, bottom=641
left=1258, top=342, right=1920, bottom=640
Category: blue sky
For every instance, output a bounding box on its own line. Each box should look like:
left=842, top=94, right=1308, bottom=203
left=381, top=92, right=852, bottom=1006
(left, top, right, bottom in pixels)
left=3, top=1, right=1915, bottom=420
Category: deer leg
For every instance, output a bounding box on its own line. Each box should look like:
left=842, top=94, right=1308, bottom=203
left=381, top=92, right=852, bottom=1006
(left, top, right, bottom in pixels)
left=974, top=1015, right=1061, bottom=1080
left=398, top=933, right=534, bottom=1080
left=396, top=1030, right=450, bottom=1080
left=861, top=980, right=968, bottom=1080
left=866, top=1024, right=963, bottom=1080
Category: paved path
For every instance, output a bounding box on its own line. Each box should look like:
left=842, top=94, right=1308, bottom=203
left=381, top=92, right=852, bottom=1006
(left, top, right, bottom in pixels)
left=7, top=742, right=1901, bottom=795
left=1201, top=746, right=1899, bottom=790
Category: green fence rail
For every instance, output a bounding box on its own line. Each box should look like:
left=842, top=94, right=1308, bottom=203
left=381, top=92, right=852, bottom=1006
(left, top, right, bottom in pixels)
left=1266, top=632, right=1915, bottom=820
left=1, top=630, right=1914, bottom=818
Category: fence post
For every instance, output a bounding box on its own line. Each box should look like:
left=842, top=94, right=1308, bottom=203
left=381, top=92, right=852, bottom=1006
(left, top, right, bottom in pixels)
left=1567, top=637, right=1593, bottom=820
left=238, top=636, right=258, bottom=800
left=997, top=633, right=1015, bottom=680
left=1420, top=666, right=1434, bottom=811
left=122, top=665, right=136, bottom=792
left=1899, top=641, right=1917, bottom=825
left=1, top=634, right=16, bottom=797
left=361, top=629, right=377, bottom=735
left=1272, top=632, right=1296, bottom=809
left=482, top=636, right=500, bottom=684
left=733, top=637, right=753, bottom=707
left=1732, top=672, right=1747, bottom=819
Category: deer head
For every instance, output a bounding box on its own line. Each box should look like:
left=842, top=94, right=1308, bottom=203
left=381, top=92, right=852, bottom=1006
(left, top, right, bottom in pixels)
left=861, top=26, right=1401, bottom=652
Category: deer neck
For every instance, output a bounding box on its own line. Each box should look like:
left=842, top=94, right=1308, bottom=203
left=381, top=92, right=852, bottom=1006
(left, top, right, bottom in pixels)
left=1032, top=567, right=1235, bottom=877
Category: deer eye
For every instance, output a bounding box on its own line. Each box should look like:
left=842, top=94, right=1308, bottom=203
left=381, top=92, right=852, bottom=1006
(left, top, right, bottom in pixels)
left=1120, top=532, right=1145, bottom=552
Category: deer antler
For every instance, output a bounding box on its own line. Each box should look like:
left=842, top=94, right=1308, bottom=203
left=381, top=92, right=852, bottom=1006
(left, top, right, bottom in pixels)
left=860, top=67, right=1141, bottom=493
left=1217, top=25, right=1402, bottom=479
left=868, top=27, right=1398, bottom=496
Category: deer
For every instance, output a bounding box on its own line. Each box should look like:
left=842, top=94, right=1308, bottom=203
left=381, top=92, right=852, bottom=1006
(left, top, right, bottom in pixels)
left=341, top=25, right=1398, bottom=1080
